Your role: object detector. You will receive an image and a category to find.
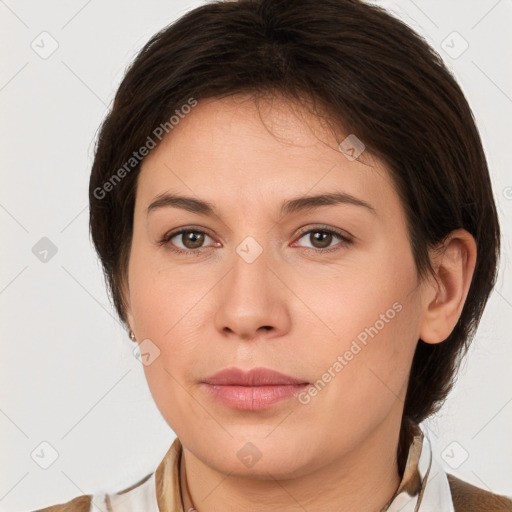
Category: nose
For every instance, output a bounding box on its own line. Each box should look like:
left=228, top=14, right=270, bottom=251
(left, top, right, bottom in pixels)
left=213, top=242, right=291, bottom=342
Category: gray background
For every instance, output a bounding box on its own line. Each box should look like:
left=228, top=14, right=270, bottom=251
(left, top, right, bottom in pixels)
left=1, top=0, right=511, bottom=510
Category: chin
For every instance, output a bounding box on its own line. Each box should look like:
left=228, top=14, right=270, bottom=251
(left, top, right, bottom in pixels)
left=186, top=433, right=323, bottom=480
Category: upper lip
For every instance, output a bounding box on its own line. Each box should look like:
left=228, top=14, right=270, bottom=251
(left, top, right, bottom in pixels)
left=202, top=367, right=309, bottom=386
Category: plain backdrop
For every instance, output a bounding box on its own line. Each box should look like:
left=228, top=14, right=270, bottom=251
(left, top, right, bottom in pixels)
left=1, top=0, right=511, bottom=510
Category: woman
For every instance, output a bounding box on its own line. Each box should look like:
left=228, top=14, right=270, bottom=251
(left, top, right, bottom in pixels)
left=34, top=0, right=511, bottom=510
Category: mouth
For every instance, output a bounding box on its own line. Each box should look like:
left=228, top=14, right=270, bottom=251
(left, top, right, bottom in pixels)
left=201, top=367, right=310, bottom=411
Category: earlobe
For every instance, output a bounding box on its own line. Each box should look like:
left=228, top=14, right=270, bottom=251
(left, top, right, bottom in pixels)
left=121, top=277, right=136, bottom=334
left=126, top=307, right=136, bottom=333
left=419, top=229, right=477, bottom=345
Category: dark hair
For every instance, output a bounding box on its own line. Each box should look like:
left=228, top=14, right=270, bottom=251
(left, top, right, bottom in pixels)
left=89, top=0, right=500, bottom=474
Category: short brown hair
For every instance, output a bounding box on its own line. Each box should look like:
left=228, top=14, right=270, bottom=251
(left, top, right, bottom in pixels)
left=89, top=0, right=501, bottom=473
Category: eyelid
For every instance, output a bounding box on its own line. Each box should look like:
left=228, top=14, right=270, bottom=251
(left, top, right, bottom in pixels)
left=293, top=224, right=353, bottom=242
left=159, top=225, right=214, bottom=242
left=291, top=225, right=353, bottom=250
left=158, top=226, right=218, bottom=249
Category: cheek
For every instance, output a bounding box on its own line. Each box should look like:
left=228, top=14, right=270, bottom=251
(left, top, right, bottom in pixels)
left=313, top=246, right=418, bottom=354
left=303, top=246, right=421, bottom=408
left=128, top=258, right=207, bottom=432
left=128, top=238, right=210, bottom=342
left=127, top=246, right=215, bottom=418
left=299, top=301, right=420, bottom=447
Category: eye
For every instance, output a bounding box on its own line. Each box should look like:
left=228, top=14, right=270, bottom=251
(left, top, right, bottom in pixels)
left=293, top=227, right=352, bottom=253
left=158, top=228, right=217, bottom=255
left=158, top=226, right=352, bottom=256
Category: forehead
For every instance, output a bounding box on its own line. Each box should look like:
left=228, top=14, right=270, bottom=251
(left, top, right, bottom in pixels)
left=136, top=94, right=397, bottom=220
left=144, top=92, right=370, bottom=162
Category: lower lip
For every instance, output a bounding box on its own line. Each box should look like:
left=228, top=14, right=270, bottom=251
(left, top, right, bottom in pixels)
left=202, top=383, right=309, bottom=410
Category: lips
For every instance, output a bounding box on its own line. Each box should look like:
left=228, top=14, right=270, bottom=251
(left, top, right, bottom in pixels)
left=202, top=367, right=309, bottom=386
left=201, top=367, right=309, bottom=410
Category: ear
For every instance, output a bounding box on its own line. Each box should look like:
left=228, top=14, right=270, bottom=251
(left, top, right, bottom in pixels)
left=419, top=229, right=477, bottom=344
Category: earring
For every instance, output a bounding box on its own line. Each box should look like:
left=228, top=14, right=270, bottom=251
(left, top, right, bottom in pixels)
left=129, top=330, right=137, bottom=342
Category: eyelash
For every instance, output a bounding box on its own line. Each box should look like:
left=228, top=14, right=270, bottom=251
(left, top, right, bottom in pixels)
left=158, top=226, right=353, bottom=256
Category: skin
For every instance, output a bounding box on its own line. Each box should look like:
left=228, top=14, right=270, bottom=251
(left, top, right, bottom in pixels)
left=124, top=93, right=476, bottom=511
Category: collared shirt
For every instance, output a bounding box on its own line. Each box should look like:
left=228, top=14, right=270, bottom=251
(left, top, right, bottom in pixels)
left=35, top=427, right=512, bottom=511
left=92, top=429, right=455, bottom=512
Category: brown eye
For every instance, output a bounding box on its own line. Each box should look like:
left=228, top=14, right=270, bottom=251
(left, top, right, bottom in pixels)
left=178, top=231, right=206, bottom=249
left=294, top=227, right=352, bottom=253
left=309, top=231, right=333, bottom=249
left=159, top=229, right=216, bottom=254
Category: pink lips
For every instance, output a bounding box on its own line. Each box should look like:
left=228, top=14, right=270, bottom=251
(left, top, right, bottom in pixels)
left=201, top=367, right=309, bottom=410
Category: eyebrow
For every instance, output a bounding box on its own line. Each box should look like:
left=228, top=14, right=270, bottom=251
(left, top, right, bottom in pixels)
left=146, top=191, right=376, bottom=217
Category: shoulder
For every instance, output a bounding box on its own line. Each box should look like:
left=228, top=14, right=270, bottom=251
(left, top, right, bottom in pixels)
left=30, top=494, right=92, bottom=512
left=448, top=473, right=512, bottom=512
left=29, top=438, right=183, bottom=512
left=30, top=473, right=154, bottom=512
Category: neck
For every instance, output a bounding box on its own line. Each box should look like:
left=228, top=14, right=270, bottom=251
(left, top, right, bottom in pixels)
left=179, top=414, right=402, bottom=512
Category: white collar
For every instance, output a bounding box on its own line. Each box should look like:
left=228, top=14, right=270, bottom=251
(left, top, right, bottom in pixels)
left=385, top=431, right=454, bottom=512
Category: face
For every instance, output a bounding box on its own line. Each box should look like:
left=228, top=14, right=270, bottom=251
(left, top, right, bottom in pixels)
left=125, top=94, right=426, bottom=479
